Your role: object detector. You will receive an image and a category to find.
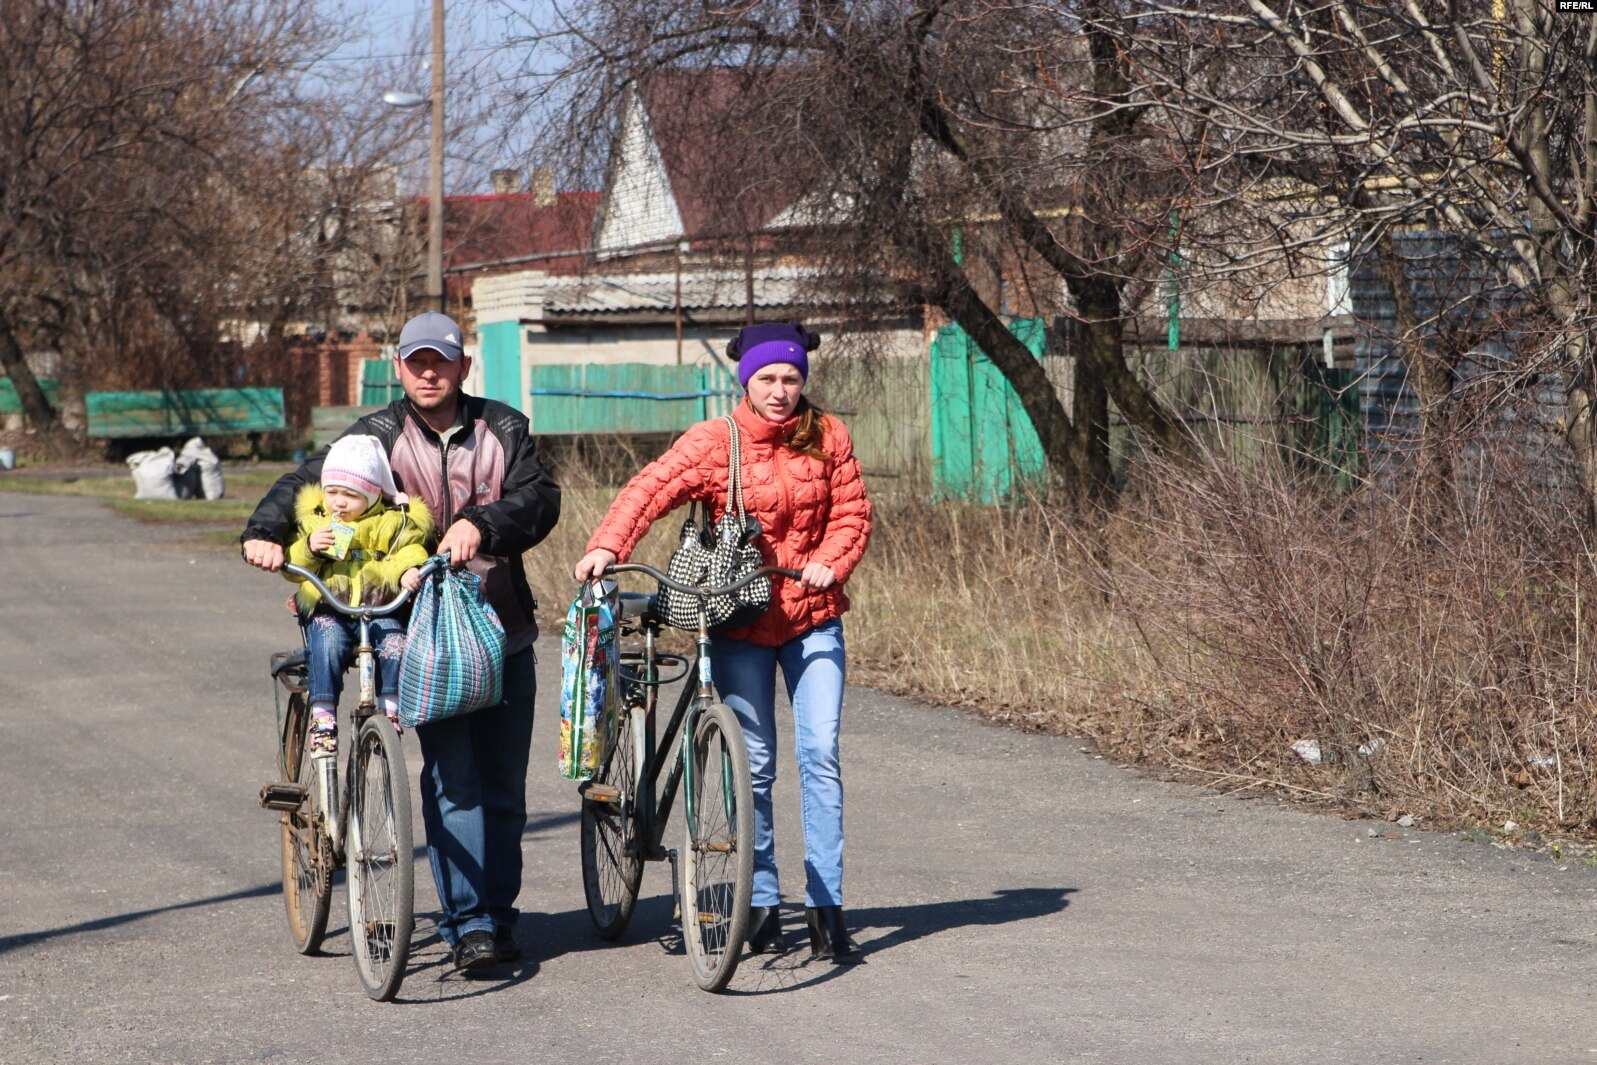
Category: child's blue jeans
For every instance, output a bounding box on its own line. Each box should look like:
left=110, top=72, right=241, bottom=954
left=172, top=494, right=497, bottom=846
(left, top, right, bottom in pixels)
left=303, top=610, right=407, bottom=706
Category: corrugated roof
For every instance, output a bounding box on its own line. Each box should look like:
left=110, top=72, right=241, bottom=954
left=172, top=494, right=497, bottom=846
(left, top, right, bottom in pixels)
left=545, top=265, right=831, bottom=314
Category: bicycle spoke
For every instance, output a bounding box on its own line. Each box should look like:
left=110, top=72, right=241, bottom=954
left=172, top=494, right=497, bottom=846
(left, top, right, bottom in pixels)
left=347, top=720, right=413, bottom=1001
left=681, top=704, right=754, bottom=991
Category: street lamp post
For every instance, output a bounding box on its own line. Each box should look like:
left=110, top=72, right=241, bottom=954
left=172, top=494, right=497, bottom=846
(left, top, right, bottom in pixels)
left=383, top=0, right=445, bottom=314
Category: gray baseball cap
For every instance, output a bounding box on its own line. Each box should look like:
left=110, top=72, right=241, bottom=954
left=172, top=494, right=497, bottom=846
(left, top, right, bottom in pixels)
left=398, top=311, right=465, bottom=360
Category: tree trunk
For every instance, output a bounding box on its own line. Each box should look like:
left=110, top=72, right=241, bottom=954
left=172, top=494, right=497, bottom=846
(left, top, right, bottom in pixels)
left=1064, top=320, right=1113, bottom=503
left=1565, top=336, right=1597, bottom=529
left=1070, top=275, right=1194, bottom=463
left=0, top=309, right=70, bottom=454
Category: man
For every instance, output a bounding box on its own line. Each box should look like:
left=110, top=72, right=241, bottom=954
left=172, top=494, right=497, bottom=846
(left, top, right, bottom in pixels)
left=242, top=311, right=560, bottom=973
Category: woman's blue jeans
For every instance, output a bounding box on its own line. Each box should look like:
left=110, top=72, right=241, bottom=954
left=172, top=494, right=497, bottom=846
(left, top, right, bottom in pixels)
left=303, top=612, right=406, bottom=706
left=415, top=646, right=536, bottom=947
left=711, top=619, right=847, bottom=909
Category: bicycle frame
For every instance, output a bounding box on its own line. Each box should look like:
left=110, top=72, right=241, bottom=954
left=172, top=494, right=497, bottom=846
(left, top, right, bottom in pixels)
left=596, top=561, right=801, bottom=865
left=282, top=555, right=444, bottom=856
left=622, top=621, right=714, bottom=865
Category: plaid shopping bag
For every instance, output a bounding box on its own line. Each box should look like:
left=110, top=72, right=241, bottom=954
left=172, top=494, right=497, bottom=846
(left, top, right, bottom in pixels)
left=559, top=582, right=618, bottom=779
left=398, top=563, right=505, bottom=728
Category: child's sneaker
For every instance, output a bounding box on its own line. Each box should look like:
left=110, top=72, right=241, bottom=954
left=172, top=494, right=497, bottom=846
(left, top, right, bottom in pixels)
left=309, top=728, right=337, bottom=758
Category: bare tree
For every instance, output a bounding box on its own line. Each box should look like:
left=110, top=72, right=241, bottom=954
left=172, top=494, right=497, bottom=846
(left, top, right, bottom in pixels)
left=0, top=0, right=419, bottom=454
left=504, top=0, right=1273, bottom=501
left=1109, top=0, right=1597, bottom=512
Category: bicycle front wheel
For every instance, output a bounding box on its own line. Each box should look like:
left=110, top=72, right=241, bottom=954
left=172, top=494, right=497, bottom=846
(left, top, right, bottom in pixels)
left=680, top=701, right=755, bottom=992
left=581, top=706, right=645, bottom=939
left=279, top=691, right=332, bottom=954
left=346, top=716, right=414, bottom=1002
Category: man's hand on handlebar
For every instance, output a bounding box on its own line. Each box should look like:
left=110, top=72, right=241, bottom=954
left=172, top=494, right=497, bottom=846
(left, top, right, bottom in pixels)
left=437, top=519, right=482, bottom=566
left=574, top=548, right=618, bottom=583
left=242, top=538, right=284, bottom=572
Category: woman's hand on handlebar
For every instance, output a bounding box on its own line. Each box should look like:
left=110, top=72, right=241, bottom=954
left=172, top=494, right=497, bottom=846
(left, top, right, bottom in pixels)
left=800, top=562, right=837, bottom=591
left=574, top=548, right=618, bottom=583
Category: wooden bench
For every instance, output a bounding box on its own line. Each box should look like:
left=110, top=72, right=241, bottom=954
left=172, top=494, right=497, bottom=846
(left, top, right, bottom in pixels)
left=85, top=388, right=286, bottom=439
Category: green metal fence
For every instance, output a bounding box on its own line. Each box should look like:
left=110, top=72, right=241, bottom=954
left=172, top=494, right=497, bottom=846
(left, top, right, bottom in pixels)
left=527, top=362, right=739, bottom=435
left=929, top=319, right=1048, bottom=503
left=361, top=359, right=404, bottom=407
left=930, top=322, right=1362, bottom=502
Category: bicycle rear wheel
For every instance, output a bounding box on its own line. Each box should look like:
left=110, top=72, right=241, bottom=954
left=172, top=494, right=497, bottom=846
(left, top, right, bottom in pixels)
left=680, top=701, right=754, bottom=992
left=278, top=691, right=332, bottom=954
left=581, top=706, right=645, bottom=939
left=347, top=716, right=413, bottom=1002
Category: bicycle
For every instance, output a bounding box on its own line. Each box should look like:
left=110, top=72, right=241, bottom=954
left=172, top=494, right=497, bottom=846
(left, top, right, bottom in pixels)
left=259, top=553, right=448, bottom=1002
left=576, top=561, right=800, bottom=993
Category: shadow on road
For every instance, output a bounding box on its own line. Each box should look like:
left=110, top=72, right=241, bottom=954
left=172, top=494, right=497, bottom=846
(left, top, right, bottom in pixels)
left=723, top=886, right=1079, bottom=996
left=0, top=881, right=281, bottom=956
left=399, top=884, right=1078, bottom=1000
left=0, top=808, right=579, bottom=961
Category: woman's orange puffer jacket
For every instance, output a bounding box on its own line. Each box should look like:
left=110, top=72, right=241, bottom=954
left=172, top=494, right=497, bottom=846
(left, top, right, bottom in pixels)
left=586, top=400, right=873, bottom=646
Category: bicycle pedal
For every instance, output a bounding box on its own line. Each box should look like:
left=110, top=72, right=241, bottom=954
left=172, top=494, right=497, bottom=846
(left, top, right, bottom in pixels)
left=583, top=783, right=622, bottom=805
left=258, top=782, right=307, bottom=810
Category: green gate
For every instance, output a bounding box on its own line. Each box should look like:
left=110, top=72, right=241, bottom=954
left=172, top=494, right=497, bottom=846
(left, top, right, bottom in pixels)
left=930, top=318, right=1048, bottom=503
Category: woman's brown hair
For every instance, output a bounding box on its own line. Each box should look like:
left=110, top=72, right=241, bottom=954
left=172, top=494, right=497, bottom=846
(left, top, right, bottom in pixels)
left=783, top=397, right=831, bottom=461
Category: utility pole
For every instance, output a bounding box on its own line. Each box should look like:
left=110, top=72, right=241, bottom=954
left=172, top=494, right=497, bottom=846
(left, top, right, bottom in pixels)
left=427, top=0, right=445, bottom=314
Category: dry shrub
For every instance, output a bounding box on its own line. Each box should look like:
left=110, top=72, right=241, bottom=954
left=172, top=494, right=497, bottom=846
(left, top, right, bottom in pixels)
left=1114, top=438, right=1597, bottom=832
left=835, top=489, right=1150, bottom=732
left=527, top=428, right=1597, bottom=837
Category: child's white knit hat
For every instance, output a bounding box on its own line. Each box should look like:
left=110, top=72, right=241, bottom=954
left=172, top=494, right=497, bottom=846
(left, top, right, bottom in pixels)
left=321, top=435, right=398, bottom=507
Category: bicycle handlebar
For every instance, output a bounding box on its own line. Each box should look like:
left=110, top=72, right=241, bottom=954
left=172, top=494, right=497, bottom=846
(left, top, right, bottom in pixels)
left=601, top=561, right=802, bottom=598
left=281, top=552, right=451, bottom=619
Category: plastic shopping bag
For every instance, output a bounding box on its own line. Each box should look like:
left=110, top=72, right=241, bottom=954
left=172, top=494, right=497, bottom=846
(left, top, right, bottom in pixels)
left=398, top=563, right=505, bottom=728
left=559, top=582, right=619, bottom=780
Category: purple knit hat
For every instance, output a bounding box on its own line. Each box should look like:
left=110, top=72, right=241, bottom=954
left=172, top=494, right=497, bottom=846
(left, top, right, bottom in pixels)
left=727, top=322, right=821, bottom=389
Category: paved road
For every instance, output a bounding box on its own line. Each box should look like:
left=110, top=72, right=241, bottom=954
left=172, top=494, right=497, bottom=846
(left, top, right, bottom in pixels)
left=3, top=489, right=1597, bottom=1064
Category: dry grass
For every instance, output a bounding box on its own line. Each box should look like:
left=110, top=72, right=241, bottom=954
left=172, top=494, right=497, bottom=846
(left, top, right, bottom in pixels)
left=477, top=440, right=1597, bottom=843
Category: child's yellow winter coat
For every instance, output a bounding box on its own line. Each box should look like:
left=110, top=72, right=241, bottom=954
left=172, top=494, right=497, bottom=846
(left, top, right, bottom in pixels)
left=285, top=486, right=436, bottom=618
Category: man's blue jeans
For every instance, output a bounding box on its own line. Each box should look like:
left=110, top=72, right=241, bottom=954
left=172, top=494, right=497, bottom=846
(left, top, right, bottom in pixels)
left=415, top=645, right=536, bottom=946
left=711, top=619, right=847, bottom=909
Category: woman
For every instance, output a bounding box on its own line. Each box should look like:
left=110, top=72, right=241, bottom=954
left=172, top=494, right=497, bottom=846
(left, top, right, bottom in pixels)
left=574, top=321, right=873, bottom=962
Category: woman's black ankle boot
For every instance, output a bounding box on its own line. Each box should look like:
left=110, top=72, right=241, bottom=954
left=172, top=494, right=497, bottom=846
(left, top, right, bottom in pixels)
left=747, top=905, right=787, bottom=954
left=805, top=905, right=859, bottom=963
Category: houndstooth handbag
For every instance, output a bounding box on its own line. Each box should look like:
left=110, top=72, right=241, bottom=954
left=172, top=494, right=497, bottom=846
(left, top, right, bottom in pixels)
left=655, top=416, right=772, bottom=632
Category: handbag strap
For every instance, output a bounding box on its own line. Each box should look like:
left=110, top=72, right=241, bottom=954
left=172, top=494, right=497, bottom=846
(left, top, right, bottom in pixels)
left=720, top=415, right=747, bottom=521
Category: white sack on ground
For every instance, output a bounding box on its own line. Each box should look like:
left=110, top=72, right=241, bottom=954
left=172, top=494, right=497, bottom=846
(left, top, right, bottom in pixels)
left=127, top=448, right=179, bottom=501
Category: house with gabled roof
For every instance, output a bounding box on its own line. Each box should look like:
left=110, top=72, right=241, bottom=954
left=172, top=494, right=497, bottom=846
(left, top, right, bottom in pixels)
left=468, top=69, right=930, bottom=470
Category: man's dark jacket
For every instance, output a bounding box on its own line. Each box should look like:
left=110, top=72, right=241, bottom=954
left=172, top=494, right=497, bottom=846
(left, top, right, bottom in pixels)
left=241, top=394, right=560, bottom=649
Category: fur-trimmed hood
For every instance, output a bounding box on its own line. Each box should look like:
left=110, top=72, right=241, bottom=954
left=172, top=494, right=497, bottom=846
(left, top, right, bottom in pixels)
left=285, top=486, right=436, bottom=616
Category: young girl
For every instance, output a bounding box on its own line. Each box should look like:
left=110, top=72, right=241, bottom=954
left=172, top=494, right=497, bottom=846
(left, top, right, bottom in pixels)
left=286, top=434, right=435, bottom=755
